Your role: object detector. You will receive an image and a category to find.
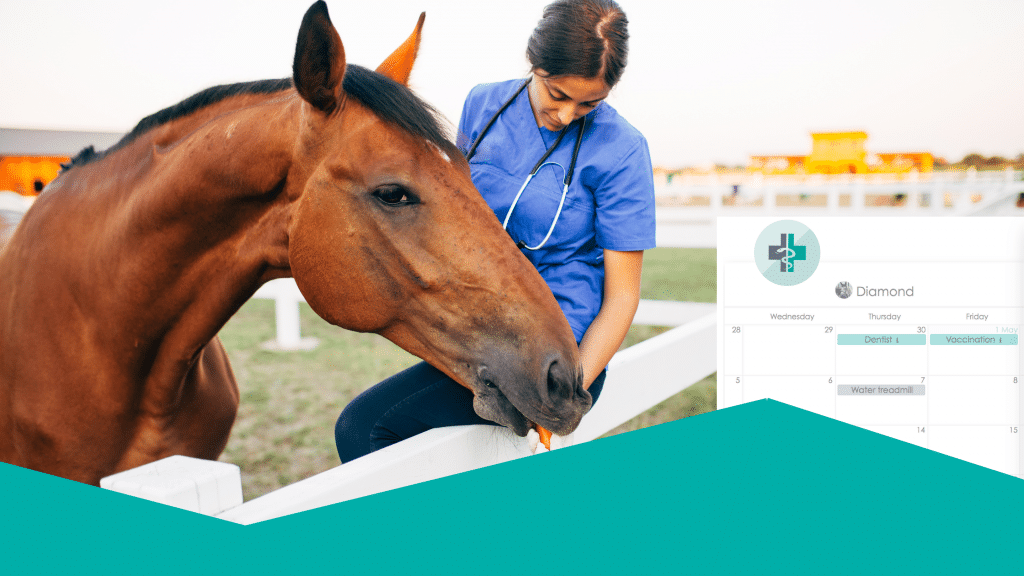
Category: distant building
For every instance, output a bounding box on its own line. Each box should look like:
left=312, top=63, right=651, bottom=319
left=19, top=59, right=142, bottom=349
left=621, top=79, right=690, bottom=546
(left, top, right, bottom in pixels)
left=806, top=131, right=868, bottom=174
left=0, top=128, right=123, bottom=195
left=750, top=131, right=933, bottom=175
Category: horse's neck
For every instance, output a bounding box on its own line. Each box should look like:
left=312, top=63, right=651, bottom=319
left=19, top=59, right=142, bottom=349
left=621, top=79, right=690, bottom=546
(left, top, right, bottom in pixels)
left=57, top=93, right=300, bottom=371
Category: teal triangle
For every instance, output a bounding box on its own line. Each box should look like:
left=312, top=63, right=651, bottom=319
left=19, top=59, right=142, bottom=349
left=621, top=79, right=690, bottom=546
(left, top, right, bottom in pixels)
left=3, top=400, right=1022, bottom=573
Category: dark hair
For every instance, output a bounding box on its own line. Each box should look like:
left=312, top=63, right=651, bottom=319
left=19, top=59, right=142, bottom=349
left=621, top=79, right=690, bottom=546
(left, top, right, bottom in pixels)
left=525, top=0, right=629, bottom=87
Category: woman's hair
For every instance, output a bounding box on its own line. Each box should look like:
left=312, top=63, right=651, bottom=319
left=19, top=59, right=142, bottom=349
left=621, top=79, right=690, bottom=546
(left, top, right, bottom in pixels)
left=526, top=0, right=629, bottom=88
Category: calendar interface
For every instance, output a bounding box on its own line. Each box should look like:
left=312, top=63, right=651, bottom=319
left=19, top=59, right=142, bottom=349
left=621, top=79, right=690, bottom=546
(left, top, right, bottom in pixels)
left=717, top=217, right=1024, bottom=477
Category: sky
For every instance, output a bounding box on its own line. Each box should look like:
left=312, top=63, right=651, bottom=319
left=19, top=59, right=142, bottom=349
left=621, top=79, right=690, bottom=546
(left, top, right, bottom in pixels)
left=1, top=0, right=1021, bottom=168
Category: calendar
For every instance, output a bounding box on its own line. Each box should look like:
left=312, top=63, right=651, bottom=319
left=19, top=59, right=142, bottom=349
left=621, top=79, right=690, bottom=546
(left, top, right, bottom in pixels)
left=717, top=217, right=1024, bottom=476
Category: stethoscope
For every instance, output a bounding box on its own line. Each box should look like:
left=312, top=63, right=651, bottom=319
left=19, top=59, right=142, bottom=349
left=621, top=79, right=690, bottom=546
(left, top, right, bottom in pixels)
left=465, top=78, right=586, bottom=251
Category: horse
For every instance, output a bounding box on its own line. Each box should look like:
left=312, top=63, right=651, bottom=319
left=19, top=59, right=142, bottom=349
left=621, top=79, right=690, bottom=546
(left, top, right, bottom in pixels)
left=0, top=1, right=592, bottom=486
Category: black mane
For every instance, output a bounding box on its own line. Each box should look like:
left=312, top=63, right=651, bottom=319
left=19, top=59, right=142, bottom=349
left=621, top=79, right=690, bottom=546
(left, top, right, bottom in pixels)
left=61, top=65, right=458, bottom=172
left=342, top=65, right=460, bottom=160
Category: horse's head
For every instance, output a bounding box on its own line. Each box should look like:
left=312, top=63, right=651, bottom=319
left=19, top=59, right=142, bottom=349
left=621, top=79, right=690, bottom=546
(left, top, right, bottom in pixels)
left=284, top=2, right=591, bottom=436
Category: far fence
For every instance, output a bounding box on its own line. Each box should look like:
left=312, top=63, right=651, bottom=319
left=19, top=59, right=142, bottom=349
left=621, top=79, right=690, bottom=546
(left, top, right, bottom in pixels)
left=252, top=278, right=713, bottom=351
left=0, top=191, right=34, bottom=212
left=656, top=168, right=1024, bottom=217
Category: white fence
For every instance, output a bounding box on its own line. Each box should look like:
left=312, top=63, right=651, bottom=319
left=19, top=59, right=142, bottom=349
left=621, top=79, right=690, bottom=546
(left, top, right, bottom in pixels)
left=0, top=191, right=34, bottom=212
left=252, top=279, right=320, bottom=351
left=653, top=169, right=1024, bottom=249
left=252, top=278, right=714, bottom=350
left=656, top=168, right=1024, bottom=217
left=215, top=304, right=714, bottom=524
left=102, top=298, right=715, bottom=523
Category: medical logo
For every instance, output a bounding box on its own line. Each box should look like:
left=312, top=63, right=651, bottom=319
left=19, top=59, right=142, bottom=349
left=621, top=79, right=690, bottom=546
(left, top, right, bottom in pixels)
left=754, top=220, right=820, bottom=286
left=768, top=233, right=806, bottom=272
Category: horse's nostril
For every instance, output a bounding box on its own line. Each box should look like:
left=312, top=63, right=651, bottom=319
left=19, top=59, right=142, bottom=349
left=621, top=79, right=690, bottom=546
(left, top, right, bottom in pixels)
left=478, top=365, right=498, bottom=389
left=546, top=360, right=573, bottom=401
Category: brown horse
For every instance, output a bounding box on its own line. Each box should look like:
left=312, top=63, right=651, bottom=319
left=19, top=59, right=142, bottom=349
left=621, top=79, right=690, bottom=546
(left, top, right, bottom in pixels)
left=0, top=1, right=591, bottom=486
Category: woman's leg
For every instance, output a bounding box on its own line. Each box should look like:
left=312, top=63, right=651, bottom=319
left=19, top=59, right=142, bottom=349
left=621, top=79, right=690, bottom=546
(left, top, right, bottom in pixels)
left=335, top=361, right=606, bottom=463
left=335, top=362, right=480, bottom=463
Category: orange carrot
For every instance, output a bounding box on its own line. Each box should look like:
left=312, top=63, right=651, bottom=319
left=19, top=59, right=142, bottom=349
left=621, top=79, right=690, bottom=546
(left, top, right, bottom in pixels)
left=536, top=426, right=552, bottom=451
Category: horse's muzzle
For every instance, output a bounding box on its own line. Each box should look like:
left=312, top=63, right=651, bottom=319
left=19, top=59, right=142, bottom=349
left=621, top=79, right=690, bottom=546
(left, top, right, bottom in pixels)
left=538, top=355, right=591, bottom=433
left=470, top=352, right=591, bottom=437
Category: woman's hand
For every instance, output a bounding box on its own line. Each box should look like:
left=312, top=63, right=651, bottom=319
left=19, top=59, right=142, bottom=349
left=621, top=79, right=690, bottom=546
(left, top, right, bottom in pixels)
left=578, top=249, right=644, bottom=388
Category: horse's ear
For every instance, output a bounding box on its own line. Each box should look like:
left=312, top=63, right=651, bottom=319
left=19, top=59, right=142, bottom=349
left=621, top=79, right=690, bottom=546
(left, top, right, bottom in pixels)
left=293, top=1, right=346, bottom=114
left=375, top=12, right=425, bottom=86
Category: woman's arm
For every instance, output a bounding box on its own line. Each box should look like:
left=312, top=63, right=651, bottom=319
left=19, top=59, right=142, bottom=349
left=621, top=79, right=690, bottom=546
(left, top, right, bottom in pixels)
left=578, top=249, right=644, bottom=388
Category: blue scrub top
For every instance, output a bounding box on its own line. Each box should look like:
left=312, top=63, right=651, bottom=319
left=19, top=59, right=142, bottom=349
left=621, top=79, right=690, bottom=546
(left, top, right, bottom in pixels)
left=458, top=79, right=657, bottom=342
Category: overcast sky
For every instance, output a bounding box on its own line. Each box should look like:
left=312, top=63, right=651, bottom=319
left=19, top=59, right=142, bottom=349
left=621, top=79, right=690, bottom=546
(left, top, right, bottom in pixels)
left=2, top=0, right=1021, bottom=167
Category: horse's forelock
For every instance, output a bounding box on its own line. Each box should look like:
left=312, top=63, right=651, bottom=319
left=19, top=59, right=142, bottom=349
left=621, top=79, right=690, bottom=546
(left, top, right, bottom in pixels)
left=342, top=65, right=464, bottom=165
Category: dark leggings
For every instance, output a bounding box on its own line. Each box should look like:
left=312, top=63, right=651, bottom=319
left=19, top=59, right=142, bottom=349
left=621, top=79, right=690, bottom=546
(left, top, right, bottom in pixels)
left=335, top=361, right=606, bottom=463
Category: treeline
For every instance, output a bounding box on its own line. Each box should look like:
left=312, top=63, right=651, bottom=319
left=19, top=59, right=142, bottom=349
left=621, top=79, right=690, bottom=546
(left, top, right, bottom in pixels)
left=935, top=153, right=1024, bottom=170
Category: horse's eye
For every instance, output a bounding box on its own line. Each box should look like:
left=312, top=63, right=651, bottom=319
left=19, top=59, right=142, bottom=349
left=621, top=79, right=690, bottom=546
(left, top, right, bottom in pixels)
left=373, top=185, right=417, bottom=206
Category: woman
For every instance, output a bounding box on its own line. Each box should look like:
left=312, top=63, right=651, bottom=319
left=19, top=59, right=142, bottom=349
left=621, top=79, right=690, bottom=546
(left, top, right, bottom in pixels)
left=335, top=0, right=655, bottom=462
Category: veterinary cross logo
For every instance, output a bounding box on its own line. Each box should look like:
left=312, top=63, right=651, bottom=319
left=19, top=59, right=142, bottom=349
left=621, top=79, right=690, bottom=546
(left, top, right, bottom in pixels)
left=768, top=233, right=806, bottom=272
left=754, top=220, right=820, bottom=286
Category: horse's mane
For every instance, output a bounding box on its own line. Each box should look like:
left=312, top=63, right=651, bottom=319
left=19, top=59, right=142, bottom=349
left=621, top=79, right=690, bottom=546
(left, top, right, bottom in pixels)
left=342, top=65, right=461, bottom=160
left=61, top=64, right=459, bottom=172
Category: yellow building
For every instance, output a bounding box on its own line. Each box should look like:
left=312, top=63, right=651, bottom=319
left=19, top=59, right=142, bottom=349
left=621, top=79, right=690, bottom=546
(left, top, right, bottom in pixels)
left=806, top=131, right=868, bottom=174
left=749, top=131, right=934, bottom=175
left=0, top=156, right=66, bottom=195
left=0, top=128, right=122, bottom=195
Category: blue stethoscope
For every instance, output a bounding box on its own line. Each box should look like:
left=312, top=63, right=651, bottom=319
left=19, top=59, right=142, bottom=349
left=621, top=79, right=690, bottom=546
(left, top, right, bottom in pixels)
left=465, top=78, right=586, bottom=251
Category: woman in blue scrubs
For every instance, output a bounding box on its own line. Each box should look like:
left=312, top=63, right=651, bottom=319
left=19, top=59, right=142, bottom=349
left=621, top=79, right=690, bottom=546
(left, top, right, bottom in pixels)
left=335, top=0, right=656, bottom=462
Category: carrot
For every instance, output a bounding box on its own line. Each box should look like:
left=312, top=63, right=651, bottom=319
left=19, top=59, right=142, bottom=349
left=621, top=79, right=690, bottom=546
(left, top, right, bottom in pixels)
left=536, top=426, right=552, bottom=451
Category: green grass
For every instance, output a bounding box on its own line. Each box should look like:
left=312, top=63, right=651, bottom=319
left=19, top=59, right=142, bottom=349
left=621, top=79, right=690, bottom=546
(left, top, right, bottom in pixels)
left=640, top=246, right=716, bottom=302
left=217, top=247, right=717, bottom=500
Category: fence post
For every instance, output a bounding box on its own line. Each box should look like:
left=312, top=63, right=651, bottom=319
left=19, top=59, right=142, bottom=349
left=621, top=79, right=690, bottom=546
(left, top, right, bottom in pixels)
left=710, top=182, right=723, bottom=215
left=252, top=279, right=319, bottom=351
left=825, top=181, right=837, bottom=214
left=851, top=175, right=865, bottom=213
left=931, top=172, right=944, bottom=213
left=275, top=294, right=302, bottom=349
left=907, top=169, right=920, bottom=213
left=956, top=167, right=978, bottom=215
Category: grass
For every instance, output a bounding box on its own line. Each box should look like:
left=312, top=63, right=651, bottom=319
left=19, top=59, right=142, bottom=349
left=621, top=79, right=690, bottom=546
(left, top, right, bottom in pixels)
left=639, top=246, right=716, bottom=303
left=217, top=247, right=717, bottom=500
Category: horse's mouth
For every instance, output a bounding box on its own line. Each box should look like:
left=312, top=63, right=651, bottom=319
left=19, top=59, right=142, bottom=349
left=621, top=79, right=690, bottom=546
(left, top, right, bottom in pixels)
left=472, top=387, right=534, bottom=436
left=470, top=375, right=591, bottom=437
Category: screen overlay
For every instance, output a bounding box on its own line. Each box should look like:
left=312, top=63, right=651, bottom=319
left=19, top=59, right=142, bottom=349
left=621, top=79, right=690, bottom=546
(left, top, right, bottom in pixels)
left=718, top=217, right=1024, bottom=477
